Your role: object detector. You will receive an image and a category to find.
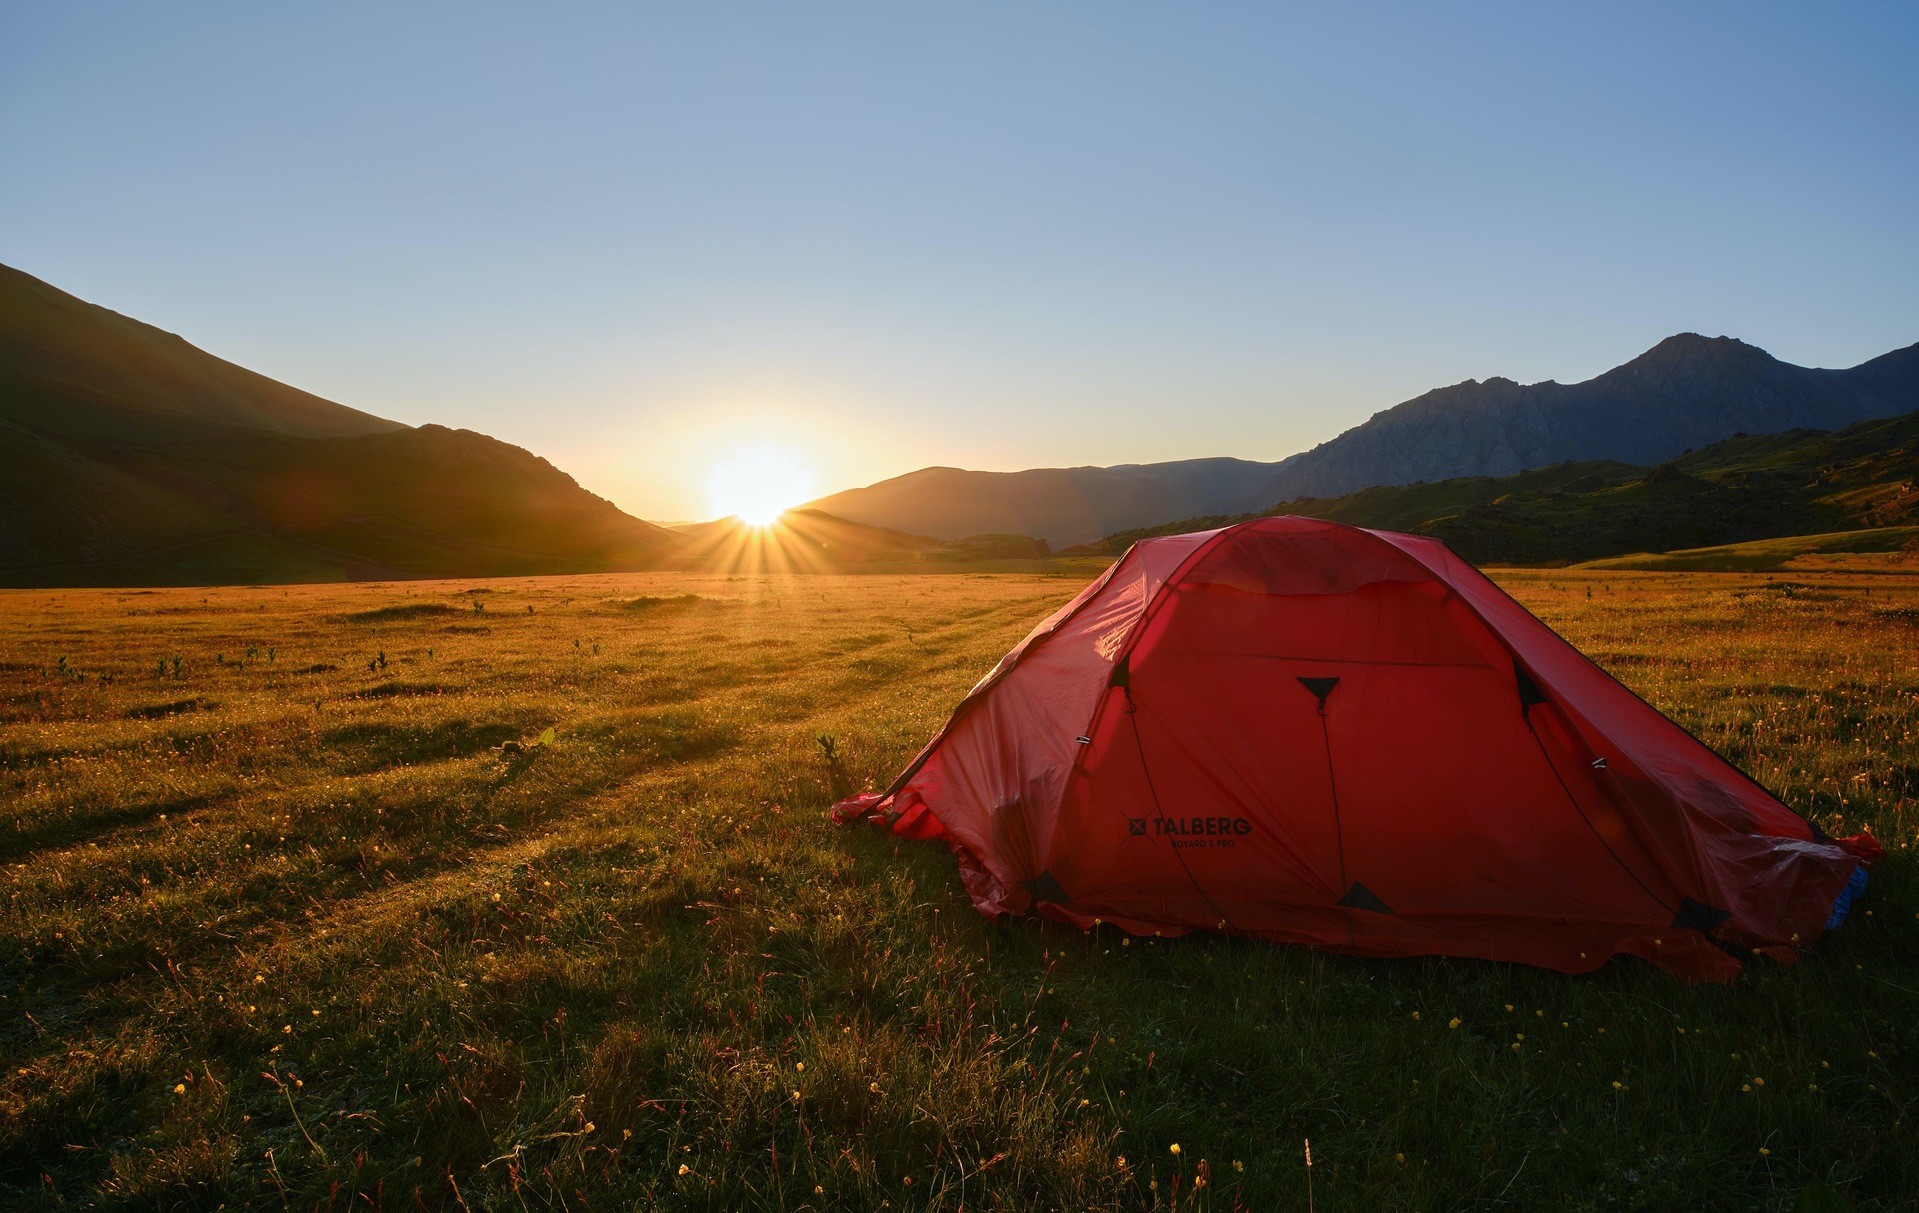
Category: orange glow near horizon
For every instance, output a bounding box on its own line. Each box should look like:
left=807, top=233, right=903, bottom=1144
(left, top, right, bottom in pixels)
left=672, top=507, right=844, bottom=575
left=706, top=445, right=816, bottom=526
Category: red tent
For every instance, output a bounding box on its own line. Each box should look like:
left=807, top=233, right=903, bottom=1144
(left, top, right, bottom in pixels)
left=834, top=516, right=1878, bottom=981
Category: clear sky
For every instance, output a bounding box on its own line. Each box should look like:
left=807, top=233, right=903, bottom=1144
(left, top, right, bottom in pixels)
left=4, top=3, right=1915, bottom=520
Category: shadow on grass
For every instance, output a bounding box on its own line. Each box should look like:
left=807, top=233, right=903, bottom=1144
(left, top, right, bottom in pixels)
left=0, top=788, right=234, bottom=866
left=319, top=719, right=521, bottom=775
left=336, top=602, right=463, bottom=623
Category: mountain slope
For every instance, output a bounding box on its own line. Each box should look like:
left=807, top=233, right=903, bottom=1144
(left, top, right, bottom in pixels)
left=0, top=409, right=677, bottom=585
left=1066, top=410, right=1919, bottom=565
left=0, top=264, right=672, bottom=585
left=0, top=263, right=401, bottom=438
left=809, top=334, right=1919, bottom=545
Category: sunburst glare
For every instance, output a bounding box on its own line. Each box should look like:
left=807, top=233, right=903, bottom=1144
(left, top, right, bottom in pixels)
left=706, top=445, right=816, bottom=526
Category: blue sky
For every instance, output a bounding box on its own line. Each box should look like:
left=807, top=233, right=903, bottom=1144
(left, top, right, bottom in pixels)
left=3, top=3, right=1914, bottom=519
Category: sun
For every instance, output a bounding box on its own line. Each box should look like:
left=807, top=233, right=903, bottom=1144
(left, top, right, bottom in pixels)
left=706, top=445, right=816, bottom=527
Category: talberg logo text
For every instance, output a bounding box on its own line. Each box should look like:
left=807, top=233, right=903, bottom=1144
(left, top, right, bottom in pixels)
left=1153, top=816, right=1252, bottom=837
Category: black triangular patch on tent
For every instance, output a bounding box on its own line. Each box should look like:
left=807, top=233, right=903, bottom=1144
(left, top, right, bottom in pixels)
left=1109, top=656, right=1130, bottom=688
left=1337, top=882, right=1393, bottom=914
left=1298, top=676, right=1340, bottom=705
left=1673, top=897, right=1731, bottom=933
left=1516, top=663, right=1548, bottom=710
left=1021, top=870, right=1070, bottom=906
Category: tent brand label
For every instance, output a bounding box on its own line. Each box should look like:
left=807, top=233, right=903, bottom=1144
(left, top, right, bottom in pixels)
left=1142, top=815, right=1252, bottom=848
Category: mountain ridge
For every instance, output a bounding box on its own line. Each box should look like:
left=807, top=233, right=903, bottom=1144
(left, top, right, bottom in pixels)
left=808, top=333, right=1919, bottom=545
left=0, top=263, right=673, bottom=585
left=0, top=263, right=403, bottom=439
left=1063, top=409, right=1919, bottom=566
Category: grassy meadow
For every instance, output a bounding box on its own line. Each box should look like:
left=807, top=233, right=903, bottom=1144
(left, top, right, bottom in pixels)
left=1, top=568, right=1914, bottom=1210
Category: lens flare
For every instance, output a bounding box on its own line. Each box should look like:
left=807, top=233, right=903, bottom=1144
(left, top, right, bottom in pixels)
left=707, top=446, right=815, bottom=526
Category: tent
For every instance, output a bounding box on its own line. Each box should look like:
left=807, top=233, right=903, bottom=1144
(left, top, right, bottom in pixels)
left=833, top=516, right=1879, bottom=981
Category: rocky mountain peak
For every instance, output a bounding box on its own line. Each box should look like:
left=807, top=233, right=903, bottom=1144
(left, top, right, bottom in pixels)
left=1630, top=332, right=1773, bottom=370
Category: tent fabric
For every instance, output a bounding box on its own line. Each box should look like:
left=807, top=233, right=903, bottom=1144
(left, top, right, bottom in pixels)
left=833, top=516, right=1878, bottom=981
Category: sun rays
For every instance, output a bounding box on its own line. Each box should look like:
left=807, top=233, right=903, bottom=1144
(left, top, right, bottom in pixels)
left=671, top=506, right=843, bottom=574
left=706, top=445, right=815, bottom=528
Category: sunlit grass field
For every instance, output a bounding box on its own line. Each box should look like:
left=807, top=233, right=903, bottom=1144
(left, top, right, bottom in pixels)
left=2, top=569, right=1914, bottom=1210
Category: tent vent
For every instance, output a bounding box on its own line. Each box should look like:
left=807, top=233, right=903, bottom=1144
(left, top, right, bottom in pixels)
left=1021, top=870, right=1071, bottom=906
left=1673, top=897, right=1731, bottom=933
left=1297, top=676, right=1340, bottom=706
left=1516, top=664, right=1549, bottom=709
left=1337, top=882, right=1394, bottom=915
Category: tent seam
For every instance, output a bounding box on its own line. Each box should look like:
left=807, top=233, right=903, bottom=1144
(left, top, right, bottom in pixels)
left=1061, top=521, right=1258, bottom=793
left=870, top=545, right=1141, bottom=803
left=1121, top=688, right=1242, bottom=933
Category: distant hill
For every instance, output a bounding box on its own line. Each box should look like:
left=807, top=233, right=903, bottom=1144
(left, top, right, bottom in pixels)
left=666, top=508, right=1050, bottom=570
left=1065, top=410, right=1919, bottom=566
left=807, top=334, right=1919, bottom=545
left=1573, top=526, right=1918, bottom=574
left=0, top=264, right=672, bottom=585
left=805, top=459, right=1280, bottom=550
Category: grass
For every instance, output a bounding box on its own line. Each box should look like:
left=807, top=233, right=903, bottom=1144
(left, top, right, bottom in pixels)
left=0, top=569, right=1914, bottom=1210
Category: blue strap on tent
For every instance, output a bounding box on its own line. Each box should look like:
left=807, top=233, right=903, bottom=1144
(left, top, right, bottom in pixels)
left=1825, top=866, right=1869, bottom=931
